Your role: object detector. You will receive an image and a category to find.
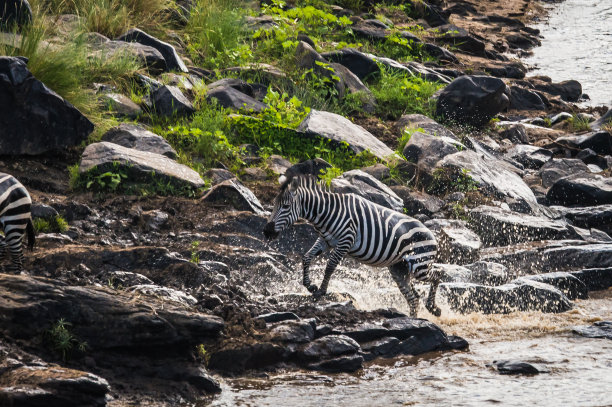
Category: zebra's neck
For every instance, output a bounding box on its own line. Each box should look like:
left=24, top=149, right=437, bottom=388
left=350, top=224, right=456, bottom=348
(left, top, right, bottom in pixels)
left=298, top=187, right=336, bottom=230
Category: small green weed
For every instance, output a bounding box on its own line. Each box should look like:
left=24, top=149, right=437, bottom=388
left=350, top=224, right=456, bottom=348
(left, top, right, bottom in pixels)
left=46, top=318, right=88, bottom=361
left=195, top=343, right=211, bottom=366
left=567, top=115, right=591, bottom=133
left=396, top=126, right=424, bottom=155
left=33, top=215, right=69, bottom=234
left=428, top=167, right=479, bottom=195
left=318, top=166, right=344, bottom=186
left=190, top=241, right=200, bottom=263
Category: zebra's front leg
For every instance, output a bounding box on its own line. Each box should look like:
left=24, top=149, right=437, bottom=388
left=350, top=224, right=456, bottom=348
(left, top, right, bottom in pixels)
left=424, top=265, right=442, bottom=317
left=313, top=231, right=355, bottom=299
left=389, top=263, right=420, bottom=318
left=302, top=237, right=327, bottom=293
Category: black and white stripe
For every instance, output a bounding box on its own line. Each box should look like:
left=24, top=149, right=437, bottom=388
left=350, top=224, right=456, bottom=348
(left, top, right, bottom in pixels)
left=0, top=173, right=34, bottom=272
left=264, top=176, right=441, bottom=317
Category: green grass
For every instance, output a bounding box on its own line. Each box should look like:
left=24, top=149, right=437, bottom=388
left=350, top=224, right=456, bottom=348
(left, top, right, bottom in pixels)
left=33, top=215, right=69, bottom=234
left=567, top=115, right=591, bottom=133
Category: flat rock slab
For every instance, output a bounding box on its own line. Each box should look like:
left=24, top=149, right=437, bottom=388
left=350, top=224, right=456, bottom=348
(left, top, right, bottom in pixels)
left=0, top=56, right=94, bottom=154
left=297, top=110, right=396, bottom=160
left=569, top=268, right=612, bottom=291
left=102, top=123, right=177, bottom=158
left=331, top=169, right=403, bottom=212
left=151, top=85, right=195, bottom=117
left=515, top=272, right=588, bottom=300
left=79, top=141, right=205, bottom=189
left=201, top=179, right=265, bottom=214
left=572, top=321, right=612, bottom=340
left=547, top=173, right=612, bottom=206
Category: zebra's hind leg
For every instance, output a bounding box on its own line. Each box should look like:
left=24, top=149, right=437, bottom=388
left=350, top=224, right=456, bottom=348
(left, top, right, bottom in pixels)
left=418, top=264, right=441, bottom=317
left=4, top=228, right=25, bottom=273
left=389, top=263, right=420, bottom=318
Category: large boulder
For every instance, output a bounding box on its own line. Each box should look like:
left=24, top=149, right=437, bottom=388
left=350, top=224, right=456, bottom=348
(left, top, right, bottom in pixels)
left=538, top=158, right=590, bottom=188
left=0, top=0, right=32, bottom=28
left=0, top=56, right=94, bottom=155
left=394, top=114, right=458, bottom=141
left=206, top=85, right=267, bottom=112
left=95, top=38, right=167, bottom=73
left=332, top=170, right=404, bottom=211
left=201, top=179, right=265, bottom=214
left=552, top=204, right=612, bottom=234
left=508, top=85, right=547, bottom=111
left=321, top=48, right=380, bottom=80
left=402, top=130, right=465, bottom=172
left=101, top=123, right=177, bottom=158
left=151, top=85, right=195, bottom=117
left=547, top=173, right=612, bottom=206
left=469, top=205, right=575, bottom=246
left=116, top=28, right=188, bottom=72
left=436, top=75, right=509, bottom=127
left=516, top=272, right=588, bottom=300
left=572, top=321, right=612, bottom=340
left=531, top=79, right=582, bottom=102
left=297, top=110, right=396, bottom=160
left=551, top=131, right=612, bottom=156
left=79, top=141, right=205, bottom=189
left=427, top=219, right=482, bottom=265
left=436, top=150, right=539, bottom=213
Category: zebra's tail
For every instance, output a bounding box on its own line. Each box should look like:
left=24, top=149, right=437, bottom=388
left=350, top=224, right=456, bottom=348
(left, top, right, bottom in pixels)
left=26, top=218, right=35, bottom=251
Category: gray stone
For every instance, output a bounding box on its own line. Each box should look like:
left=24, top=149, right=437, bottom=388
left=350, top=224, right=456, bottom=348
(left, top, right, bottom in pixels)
left=295, top=40, right=326, bottom=69
left=116, top=28, right=188, bottom=72
left=127, top=284, right=198, bottom=306
left=201, top=179, right=264, bottom=214
left=550, top=112, right=573, bottom=125
left=266, top=155, right=293, bottom=175
left=204, top=168, right=236, bottom=185
left=79, top=142, right=205, bottom=189
left=97, top=39, right=167, bottom=73
left=300, top=335, right=360, bottom=360
left=206, top=86, right=267, bottom=112
left=493, top=360, right=548, bottom=375
left=31, top=204, right=58, bottom=219
left=547, top=173, right=612, bottom=206
left=439, top=262, right=510, bottom=285
left=332, top=170, right=403, bottom=211
left=498, top=123, right=529, bottom=144
left=306, top=354, right=363, bottom=373
left=552, top=131, right=612, bottom=156
left=102, top=123, right=177, bottom=158
left=551, top=204, right=612, bottom=235
left=98, top=270, right=154, bottom=287
left=394, top=114, right=458, bottom=141
left=434, top=221, right=482, bottom=264
left=590, top=109, right=612, bottom=131
left=434, top=24, right=485, bottom=56
left=508, top=85, right=547, bottom=111
left=322, top=48, right=379, bottom=80
left=516, top=272, right=587, bottom=300
left=0, top=56, right=94, bottom=155
left=538, top=158, right=590, bottom=188
left=340, top=323, right=389, bottom=342
left=572, top=321, right=612, bottom=340
left=99, top=92, right=142, bottom=118
left=297, top=110, right=396, bottom=160
left=391, top=188, right=444, bottom=217
left=270, top=320, right=315, bottom=343
left=532, top=79, right=582, bottom=102
left=152, top=85, right=195, bottom=117
left=436, top=75, right=509, bottom=127
left=255, top=312, right=299, bottom=323
left=402, top=129, right=465, bottom=171
left=504, top=144, right=552, bottom=169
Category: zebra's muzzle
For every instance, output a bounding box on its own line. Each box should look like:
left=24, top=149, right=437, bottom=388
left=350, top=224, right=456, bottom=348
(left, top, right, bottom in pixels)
left=263, top=222, right=279, bottom=240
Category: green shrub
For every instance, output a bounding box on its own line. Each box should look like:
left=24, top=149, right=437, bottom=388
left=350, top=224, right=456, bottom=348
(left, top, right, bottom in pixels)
left=33, top=215, right=69, bottom=234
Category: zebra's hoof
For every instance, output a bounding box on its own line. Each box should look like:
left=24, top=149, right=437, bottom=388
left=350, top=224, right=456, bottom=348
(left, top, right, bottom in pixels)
left=306, top=284, right=318, bottom=293
left=428, top=307, right=441, bottom=317
left=312, top=289, right=327, bottom=299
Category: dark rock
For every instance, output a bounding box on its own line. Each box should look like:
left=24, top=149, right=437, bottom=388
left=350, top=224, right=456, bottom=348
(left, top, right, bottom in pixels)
left=590, top=108, right=612, bottom=131
left=102, top=123, right=177, bottom=158
left=270, top=320, right=315, bottom=343
left=547, top=173, right=612, bottom=206
left=484, top=63, right=526, bottom=79
left=79, top=142, right=205, bottom=189
left=0, top=0, right=32, bottom=28
left=330, top=62, right=376, bottom=112
left=128, top=284, right=197, bottom=306
left=297, top=110, right=395, bottom=160
left=207, top=86, right=268, bottom=112
left=295, top=40, right=326, bottom=69
left=266, top=155, right=293, bottom=175
left=436, top=75, right=509, bottom=127
left=508, top=85, right=547, bottom=111
left=340, top=323, right=389, bottom=342
left=360, top=336, right=400, bottom=360
left=0, top=56, right=94, bottom=154
left=538, top=158, right=590, bottom=188
left=572, top=321, right=612, bottom=340
left=96, top=39, right=167, bottom=73
left=185, top=366, right=221, bottom=393
left=332, top=170, right=403, bottom=211
left=423, top=43, right=458, bottom=63
left=201, top=179, right=264, bottom=214
left=516, top=272, right=587, bottom=300
left=576, top=148, right=607, bottom=168
left=306, top=354, right=363, bottom=373
left=504, top=145, right=552, bottom=169
left=360, top=163, right=390, bottom=181
left=299, top=335, right=360, bottom=361
left=506, top=33, right=540, bottom=49
left=402, top=129, right=464, bottom=172
left=532, top=79, right=582, bottom=102
left=31, top=204, right=59, bottom=219
left=469, top=205, right=574, bottom=246
left=440, top=280, right=573, bottom=314
left=436, top=222, right=482, bottom=264
left=392, top=188, right=444, bottom=217
left=321, top=48, right=380, bottom=80
left=282, top=158, right=332, bottom=182
left=434, top=24, right=485, bottom=56
left=394, top=113, right=458, bottom=141
left=204, top=168, right=236, bottom=186
left=97, top=270, right=154, bottom=287
left=569, top=268, right=612, bottom=291
left=117, top=28, right=188, bottom=72
left=99, top=92, right=142, bottom=118
left=552, top=205, right=612, bottom=235
left=255, top=312, right=300, bottom=323
left=440, top=262, right=510, bottom=286
left=207, top=78, right=256, bottom=98
left=208, top=343, right=287, bottom=373
left=550, top=112, right=573, bottom=125
left=383, top=317, right=447, bottom=343
left=493, top=360, right=548, bottom=375
left=151, top=85, right=195, bottom=117
left=552, top=131, right=612, bottom=156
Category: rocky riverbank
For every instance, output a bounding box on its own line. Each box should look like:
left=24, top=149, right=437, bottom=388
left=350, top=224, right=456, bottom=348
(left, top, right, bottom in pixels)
left=1, top=0, right=611, bottom=405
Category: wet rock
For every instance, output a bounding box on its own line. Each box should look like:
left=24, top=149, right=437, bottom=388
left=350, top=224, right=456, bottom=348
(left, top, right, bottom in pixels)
left=469, top=205, right=574, bottom=246
left=551, top=204, right=612, bottom=235
left=383, top=317, right=447, bottom=343
left=435, top=222, right=482, bottom=264
left=590, top=108, right=612, bottom=131
left=206, top=85, right=267, bottom=112
left=183, top=366, right=221, bottom=393
left=532, top=79, right=582, bottom=102
left=493, top=360, right=548, bottom=375
left=297, top=110, right=396, bottom=160
left=332, top=170, right=404, bottom=211
left=392, top=188, right=444, bottom=217
left=340, top=323, right=389, bottom=342
left=151, top=85, right=195, bottom=117
left=504, top=145, right=552, bottom=169
left=99, top=92, right=142, bottom=118
left=547, top=173, right=612, bottom=206
left=0, top=0, right=32, bottom=28
left=360, top=336, right=400, bottom=360
left=402, top=129, right=464, bottom=172
left=0, top=363, right=110, bottom=407
left=498, top=123, right=529, bottom=144
left=98, top=270, right=154, bottom=287
left=440, top=280, right=573, bottom=314
left=575, top=148, right=608, bottom=169
left=270, top=320, right=315, bottom=343
left=538, top=158, right=590, bottom=188
left=306, top=354, right=363, bottom=373
left=79, top=142, right=205, bottom=189
left=439, top=262, right=510, bottom=286
left=437, top=150, right=538, bottom=212
left=117, top=28, right=188, bottom=72
left=550, top=112, right=573, bottom=125
left=299, top=335, right=360, bottom=361
left=434, top=24, right=485, bottom=56
left=201, top=179, right=265, bottom=214
left=572, top=321, right=612, bottom=340
left=552, top=131, right=612, bottom=156
left=483, top=63, right=526, bottom=79
left=255, top=312, right=300, bottom=323
left=569, top=268, right=612, bottom=291
left=0, top=56, right=94, bottom=154
left=508, top=85, right=547, bottom=111
left=436, top=75, right=509, bottom=127
left=516, top=272, right=587, bottom=300
left=102, top=123, right=177, bottom=158
left=208, top=343, right=287, bottom=373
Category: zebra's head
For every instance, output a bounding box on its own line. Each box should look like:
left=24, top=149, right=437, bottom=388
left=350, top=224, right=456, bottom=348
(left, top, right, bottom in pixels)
left=264, top=177, right=302, bottom=240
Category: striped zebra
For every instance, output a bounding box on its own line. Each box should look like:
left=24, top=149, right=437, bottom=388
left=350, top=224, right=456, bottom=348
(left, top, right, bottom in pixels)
left=263, top=175, right=441, bottom=317
left=0, top=173, right=34, bottom=272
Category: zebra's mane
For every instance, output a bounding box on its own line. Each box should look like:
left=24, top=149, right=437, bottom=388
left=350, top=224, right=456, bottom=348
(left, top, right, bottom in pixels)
left=278, top=174, right=329, bottom=195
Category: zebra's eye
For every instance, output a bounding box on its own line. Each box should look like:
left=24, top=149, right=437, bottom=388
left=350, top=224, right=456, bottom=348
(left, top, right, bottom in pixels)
left=281, top=203, right=291, bottom=209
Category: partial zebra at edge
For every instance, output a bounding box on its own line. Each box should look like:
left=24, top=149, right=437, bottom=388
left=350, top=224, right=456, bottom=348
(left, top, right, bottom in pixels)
left=0, top=172, right=34, bottom=271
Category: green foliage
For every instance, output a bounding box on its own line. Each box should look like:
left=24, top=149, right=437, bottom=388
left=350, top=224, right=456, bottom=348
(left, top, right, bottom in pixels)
left=162, top=126, right=242, bottom=169
left=195, top=343, right=210, bottom=366
left=396, top=126, right=423, bottom=155
left=260, top=89, right=311, bottom=128
left=428, top=167, right=479, bottom=195
left=33, top=215, right=69, bottom=234
left=370, top=67, right=444, bottom=120
left=86, top=170, right=128, bottom=191
left=567, top=115, right=591, bottom=133
left=46, top=319, right=87, bottom=361
left=190, top=241, right=200, bottom=263
left=318, top=166, right=343, bottom=186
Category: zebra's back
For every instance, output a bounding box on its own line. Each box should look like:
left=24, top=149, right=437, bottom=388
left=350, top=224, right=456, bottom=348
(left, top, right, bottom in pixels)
left=0, top=172, right=32, bottom=228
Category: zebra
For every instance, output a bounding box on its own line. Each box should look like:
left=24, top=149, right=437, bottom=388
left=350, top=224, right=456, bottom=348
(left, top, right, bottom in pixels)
left=263, top=175, right=441, bottom=318
left=0, top=172, right=34, bottom=272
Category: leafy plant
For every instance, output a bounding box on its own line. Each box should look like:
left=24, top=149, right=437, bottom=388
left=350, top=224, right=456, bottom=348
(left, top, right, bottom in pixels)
left=86, top=170, right=127, bottom=191
left=46, top=318, right=88, bottom=361
left=195, top=343, right=211, bottom=366
left=33, top=215, right=69, bottom=234
left=260, top=89, right=311, bottom=128
left=318, top=166, right=343, bottom=186
left=190, top=241, right=200, bottom=263
left=397, top=126, right=424, bottom=155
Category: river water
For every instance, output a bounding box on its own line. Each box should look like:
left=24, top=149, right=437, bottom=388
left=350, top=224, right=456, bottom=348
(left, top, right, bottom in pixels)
left=524, top=0, right=612, bottom=107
